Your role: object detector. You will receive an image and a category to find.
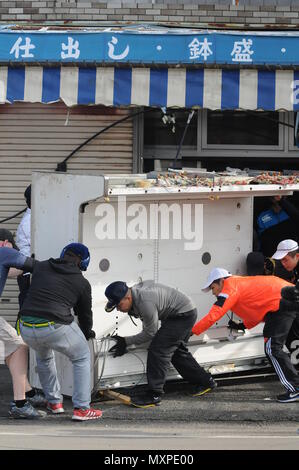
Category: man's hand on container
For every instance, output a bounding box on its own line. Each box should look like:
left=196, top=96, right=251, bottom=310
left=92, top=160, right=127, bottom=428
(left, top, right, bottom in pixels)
left=227, top=319, right=246, bottom=332
left=109, top=335, right=127, bottom=357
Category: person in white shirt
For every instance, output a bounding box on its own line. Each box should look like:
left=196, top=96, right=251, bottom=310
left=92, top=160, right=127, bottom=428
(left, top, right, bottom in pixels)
left=16, top=185, right=31, bottom=307
left=16, top=185, right=31, bottom=258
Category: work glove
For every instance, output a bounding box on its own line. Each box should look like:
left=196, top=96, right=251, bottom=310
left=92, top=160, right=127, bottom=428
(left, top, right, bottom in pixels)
left=83, top=329, right=96, bottom=340
left=109, top=335, right=127, bottom=358
left=227, top=319, right=246, bottom=332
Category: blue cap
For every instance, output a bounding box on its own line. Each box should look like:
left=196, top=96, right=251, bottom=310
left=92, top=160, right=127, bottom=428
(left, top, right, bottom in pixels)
left=60, top=243, right=90, bottom=271
left=105, top=281, right=129, bottom=312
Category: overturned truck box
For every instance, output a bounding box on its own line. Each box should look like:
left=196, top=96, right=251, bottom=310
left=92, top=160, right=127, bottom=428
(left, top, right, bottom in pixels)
left=29, top=171, right=299, bottom=395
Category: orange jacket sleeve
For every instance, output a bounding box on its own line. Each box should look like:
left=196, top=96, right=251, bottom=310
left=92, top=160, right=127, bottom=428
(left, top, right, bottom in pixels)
left=192, top=287, right=239, bottom=336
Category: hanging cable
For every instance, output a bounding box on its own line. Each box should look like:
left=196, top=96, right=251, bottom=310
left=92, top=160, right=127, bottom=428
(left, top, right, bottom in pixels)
left=91, top=334, right=146, bottom=398
left=55, top=108, right=155, bottom=172
left=171, top=110, right=195, bottom=169
left=0, top=208, right=26, bottom=225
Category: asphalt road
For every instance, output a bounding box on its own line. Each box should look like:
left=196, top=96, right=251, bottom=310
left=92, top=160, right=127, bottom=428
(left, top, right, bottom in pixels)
left=0, top=421, right=298, bottom=451
left=0, top=365, right=298, bottom=451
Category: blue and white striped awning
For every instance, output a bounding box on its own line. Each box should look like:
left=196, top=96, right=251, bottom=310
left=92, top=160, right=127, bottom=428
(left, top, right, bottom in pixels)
left=1, top=66, right=299, bottom=110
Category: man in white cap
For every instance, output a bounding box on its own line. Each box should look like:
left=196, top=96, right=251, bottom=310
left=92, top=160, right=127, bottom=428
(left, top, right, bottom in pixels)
left=272, top=239, right=299, bottom=284
left=192, top=267, right=299, bottom=403
left=272, top=239, right=299, bottom=358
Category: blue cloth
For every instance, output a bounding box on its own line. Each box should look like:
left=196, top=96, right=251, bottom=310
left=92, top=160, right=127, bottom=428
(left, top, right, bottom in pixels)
left=257, top=209, right=290, bottom=235
left=0, top=247, right=27, bottom=296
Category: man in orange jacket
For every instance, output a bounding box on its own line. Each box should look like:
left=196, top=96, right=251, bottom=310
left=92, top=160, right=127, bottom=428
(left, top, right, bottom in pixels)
left=192, top=268, right=299, bottom=403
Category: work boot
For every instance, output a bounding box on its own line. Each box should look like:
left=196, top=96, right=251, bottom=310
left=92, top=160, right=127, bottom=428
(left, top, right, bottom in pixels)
left=9, top=401, right=47, bottom=419
left=131, top=392, right=161, bottom=408
left=192, top=378, right=217, bottom=397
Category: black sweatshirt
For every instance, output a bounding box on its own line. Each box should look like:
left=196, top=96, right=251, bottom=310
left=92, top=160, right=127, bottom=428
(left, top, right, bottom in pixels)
left=20, top=258, right=93, bottom=336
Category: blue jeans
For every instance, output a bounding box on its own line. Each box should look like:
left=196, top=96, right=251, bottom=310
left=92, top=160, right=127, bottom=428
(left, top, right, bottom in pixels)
left=20, top=321, right=91, bottom=409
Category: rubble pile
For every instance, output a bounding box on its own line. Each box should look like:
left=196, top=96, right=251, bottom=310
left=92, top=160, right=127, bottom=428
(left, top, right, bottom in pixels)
left=154, top=171, right=299, bottom=188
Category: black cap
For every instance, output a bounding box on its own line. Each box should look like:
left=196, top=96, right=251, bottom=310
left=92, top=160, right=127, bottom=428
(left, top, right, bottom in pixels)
left=105, top=281, right=129, bottom=312
left=0, top=229, right=18, bottom=250
left=246, top=252, right=265, bottom=276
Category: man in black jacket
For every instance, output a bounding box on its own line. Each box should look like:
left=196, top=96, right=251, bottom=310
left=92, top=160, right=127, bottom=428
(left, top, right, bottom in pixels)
left=19, top=243, right=102, bottom=422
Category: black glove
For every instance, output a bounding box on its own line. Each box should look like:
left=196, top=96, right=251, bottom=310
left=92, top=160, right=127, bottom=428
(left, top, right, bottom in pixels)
left=83, top=329, right=96, bottom=340
left=109, top=335, right=127, bottom=357
left=228, top=319, right=245, bottom=332
left=281, top=285, right=299, bottom=304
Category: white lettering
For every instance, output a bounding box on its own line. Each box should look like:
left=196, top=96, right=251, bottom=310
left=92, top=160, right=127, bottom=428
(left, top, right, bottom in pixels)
left=94, top=197, right=204, bottom=251
left=61, top=37, right=80, bottom=59
left=95, top=203, right=115, bottom=240
left=290, top=339, right=299, bottom=365
left=10, top=37, right=35, bottom=59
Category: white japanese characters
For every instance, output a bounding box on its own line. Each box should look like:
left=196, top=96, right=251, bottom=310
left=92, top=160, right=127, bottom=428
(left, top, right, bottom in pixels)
left=108, top=36, right=130, bottom=60
left=61, top=37, right=80, bottom=59
left=10, top=37, right=35, bottom=59
left=231, top=38, right=254, bottom=63
left=188, top=37, right=213, bottom=61
left=7, top=34, right=256, bottom=64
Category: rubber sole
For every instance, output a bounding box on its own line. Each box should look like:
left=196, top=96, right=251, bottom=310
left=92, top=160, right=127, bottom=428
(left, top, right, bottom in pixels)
left=9, top=411, right=47, bottom=419
left=47, top=406, right=65, bottom=414
left=72, top=414, right=103, bottom=421
left=276, top=396, right=299, bottom=403
left=131, top=402, right=161, bottom=409
left=192, top=387, right=212, bottom=397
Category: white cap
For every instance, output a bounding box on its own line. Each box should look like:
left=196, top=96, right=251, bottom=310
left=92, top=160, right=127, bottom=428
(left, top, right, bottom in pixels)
left=202, top=267, right=232, bottom=292
left=272, top=239, right=299, bottom=260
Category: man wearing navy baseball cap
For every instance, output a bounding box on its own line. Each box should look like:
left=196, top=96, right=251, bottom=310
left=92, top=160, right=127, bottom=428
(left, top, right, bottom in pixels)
left=105, top=280, right=216, bottom=408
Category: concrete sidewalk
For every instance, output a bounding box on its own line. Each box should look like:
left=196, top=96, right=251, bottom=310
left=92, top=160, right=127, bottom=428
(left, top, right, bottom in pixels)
left=0, top=365, right=298, bottom=424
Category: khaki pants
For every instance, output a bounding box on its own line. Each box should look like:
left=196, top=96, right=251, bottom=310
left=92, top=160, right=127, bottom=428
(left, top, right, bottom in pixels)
left=0, top=316, right=26, bottom=360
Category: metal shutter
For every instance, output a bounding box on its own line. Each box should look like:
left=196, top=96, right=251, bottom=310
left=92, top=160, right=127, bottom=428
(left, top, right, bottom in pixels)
left=0, top=102, right=133, bottom=325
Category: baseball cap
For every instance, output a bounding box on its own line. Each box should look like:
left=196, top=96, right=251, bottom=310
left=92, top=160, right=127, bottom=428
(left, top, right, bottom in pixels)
left=0, top=229, right=18, bottom=249
left=60, top=242, right=90, bottom=271
left=202, top=267, right=232, bottom=292
left=246, top=252, right=265, bottom=276
left=272, top=239, right=299, bottom=260
left=105, top=281, right=129, bottom=312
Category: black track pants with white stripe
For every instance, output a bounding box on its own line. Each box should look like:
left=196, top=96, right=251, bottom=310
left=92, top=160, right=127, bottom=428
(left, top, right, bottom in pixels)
left=263, top=299, right=299, bottom=392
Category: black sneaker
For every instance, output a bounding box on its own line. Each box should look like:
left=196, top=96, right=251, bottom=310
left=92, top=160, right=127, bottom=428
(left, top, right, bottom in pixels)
left=276, top=389, right=299, bottom=403
left=192, top=378, right=217, bottom=397
left=131, top=392, right=161, bottom=408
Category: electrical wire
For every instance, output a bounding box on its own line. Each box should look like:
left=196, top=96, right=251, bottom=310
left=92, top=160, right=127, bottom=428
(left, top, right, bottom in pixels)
left=91, top=334, right=147, bottom=397
left=0, top=208, right=26, bottom=225
left=55, top=107, right=155, bottom=172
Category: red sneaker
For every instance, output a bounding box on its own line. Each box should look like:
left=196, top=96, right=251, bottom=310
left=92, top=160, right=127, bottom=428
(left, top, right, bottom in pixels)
left=72, top=408, right=103, bottom=421
left=47, top=402, right=65, bottom=414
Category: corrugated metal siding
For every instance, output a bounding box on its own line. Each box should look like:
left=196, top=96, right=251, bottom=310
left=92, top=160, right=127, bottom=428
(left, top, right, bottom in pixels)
left=0, top=103, right=133, bottom=324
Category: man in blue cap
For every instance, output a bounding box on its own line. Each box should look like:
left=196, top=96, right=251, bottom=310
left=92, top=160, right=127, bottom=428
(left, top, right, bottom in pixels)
left=18, top=242, right=102, bottom=421
left=105, top=280, right=216, bottom=408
